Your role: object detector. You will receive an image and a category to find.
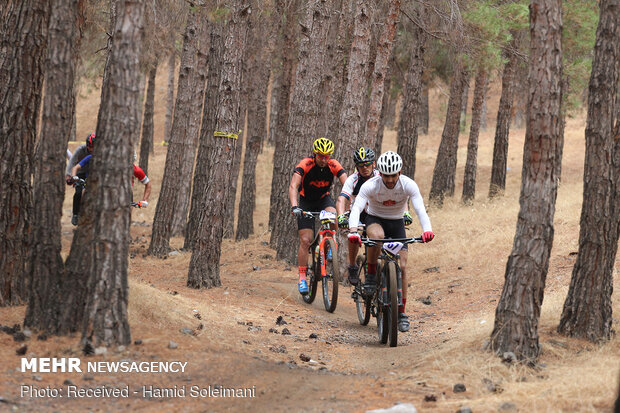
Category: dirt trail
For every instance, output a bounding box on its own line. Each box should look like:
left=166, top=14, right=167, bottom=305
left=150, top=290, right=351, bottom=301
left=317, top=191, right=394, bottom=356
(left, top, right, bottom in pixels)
left=0, top=222, right=485, bottom=413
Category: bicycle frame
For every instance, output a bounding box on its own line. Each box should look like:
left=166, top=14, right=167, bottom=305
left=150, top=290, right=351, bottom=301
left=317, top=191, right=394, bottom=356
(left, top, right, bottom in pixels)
left=308, top=213, right=337, bottom=280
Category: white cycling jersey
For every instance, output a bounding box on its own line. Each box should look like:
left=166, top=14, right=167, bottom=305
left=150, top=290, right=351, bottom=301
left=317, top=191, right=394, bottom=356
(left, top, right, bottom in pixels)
left=348, top=174, right=432, bottom=232
left=340, top=169, right=380, bottom=200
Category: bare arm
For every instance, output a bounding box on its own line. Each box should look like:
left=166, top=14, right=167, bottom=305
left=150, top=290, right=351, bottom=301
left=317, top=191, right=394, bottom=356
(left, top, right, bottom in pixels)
left=71, top=163, right=82, bottom=177
left=288, top=173, right=302, bottom=207
left=336, top=195, right=349, bottom=216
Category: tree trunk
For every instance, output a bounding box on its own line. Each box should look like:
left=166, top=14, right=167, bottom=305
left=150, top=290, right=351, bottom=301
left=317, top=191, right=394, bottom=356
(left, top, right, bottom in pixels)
left=185, top=24, right=224, bottom=250
left=223, top=114, right=245, bottom=239
left=490, top=0, right=563, bottom=362
left=139, top=65, right=156, bottom=175
left=429, top=62, right=468, bottom=206
left=0, top=0, right=50, bottom=307
left=462, top=68, right=487, bottom=204
left=375, top=56, right=394, bottom=150
left=267, top=69, right=281, bottom=147
left=236, top=3, right=276, bottom=240
left=489, top=43, right=519, bottom=198
left=269, top=0, right=332, bottom=264
left=557, top=0, right=620, bottom=342
left=337, top=0, right=373, bottom=172
left=480, top=81, right=488, bottom=131
left=170, top=15, right=211, bottom=238
left=364, top=0, right=401, bottom=148
left=149, top=7, right=203, bottom=256
left=187, top=1, right=249, bottom=288
left=396, top=12, right=425, bottom=180
left=418, top=80, right=429, bottom=135
left=24, top=0, right=84, bottom=330
left=80, top=0, right=145, bottom=347
left=460, top=75, right=470, bottom=130
left=164, top=53, right=176, bottom=144
left=317, top=0, right=352, bottom=139
left=268, top=0, right=300, bottom=229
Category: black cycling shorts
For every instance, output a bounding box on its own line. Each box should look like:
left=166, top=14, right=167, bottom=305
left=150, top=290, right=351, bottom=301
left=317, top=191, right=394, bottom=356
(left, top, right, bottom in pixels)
left=297, top=195, right=336, bottom=230
left=365, top=214, right=408, bottom=250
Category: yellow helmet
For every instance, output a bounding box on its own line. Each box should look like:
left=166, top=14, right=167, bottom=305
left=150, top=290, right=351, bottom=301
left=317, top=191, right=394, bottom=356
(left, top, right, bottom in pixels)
left=312, top=137, right=334, bottom=156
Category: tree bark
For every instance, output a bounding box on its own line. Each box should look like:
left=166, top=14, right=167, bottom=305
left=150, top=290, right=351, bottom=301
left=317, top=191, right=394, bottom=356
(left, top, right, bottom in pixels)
left=337, top=0, right=373, bottom=172
left=185, top=23, right=224, bottom=250
left=396, top=12, right=425, bottom=180
left=490, top=0, right=563, bottom=362
left=418, top=80, right=429, bottom=135
left=460, top=75, right=470, bottom=130
left=489, top=43, right=519, bottom=198
left=139, top=65, right=156, bottom=175
left=170, top=14, right=211, bottom=238
left=364, top=0, right=401, bottom=148
left=149, top=7, right=202, bottom=256
left=268, top=0, right=300, bottom=229
left=269, top=0, right=331, bottom=264
left=317, top=0, right=353, bottom=140
left=224, top=113, right=244, bottom=239
left=429, top=61, right=468, bottom=206
left=462, top=68, right=487, bottom=204
left=24, top=0, right=84, bottom=330
left=557, top=0, right=620, bottom=342
left=236, top=3, right=276, bottom=240
left=0, top=0, right=50, bottom=306
left=375, top=56, right=393, bottom=150
left=164, top=53, right=176, bottom=144
left=187, top=1, right=249, bottom=288
left=480, top=81, right=489, bottom=131
left=80, top=0, right=145, bottom=347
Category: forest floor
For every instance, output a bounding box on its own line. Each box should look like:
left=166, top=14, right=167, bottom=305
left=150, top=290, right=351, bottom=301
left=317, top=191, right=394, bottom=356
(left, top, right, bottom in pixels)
left=0, top=77, right=619, bottom=412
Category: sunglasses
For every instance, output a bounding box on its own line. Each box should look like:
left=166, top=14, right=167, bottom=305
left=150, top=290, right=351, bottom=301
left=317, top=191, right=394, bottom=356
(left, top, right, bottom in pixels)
left=356, top=161, right=373, bottom=167
left=315, top=154, right=332, bottom=160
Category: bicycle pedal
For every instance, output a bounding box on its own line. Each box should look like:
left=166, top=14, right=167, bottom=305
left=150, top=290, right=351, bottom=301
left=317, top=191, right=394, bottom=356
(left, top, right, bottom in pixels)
left=370, top=305, right=377, bottom=318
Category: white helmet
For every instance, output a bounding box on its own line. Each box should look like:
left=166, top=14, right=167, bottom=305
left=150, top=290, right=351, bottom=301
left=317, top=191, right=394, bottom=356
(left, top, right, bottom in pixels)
left=376, top=151, right=403, bottom=174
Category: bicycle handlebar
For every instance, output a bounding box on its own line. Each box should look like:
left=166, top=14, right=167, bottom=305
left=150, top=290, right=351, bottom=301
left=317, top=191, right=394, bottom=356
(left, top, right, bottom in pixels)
left=361, top=237, right=424, bottom=247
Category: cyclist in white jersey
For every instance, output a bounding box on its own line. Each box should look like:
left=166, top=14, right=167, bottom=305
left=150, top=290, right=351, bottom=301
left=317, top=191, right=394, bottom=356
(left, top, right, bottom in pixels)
left=348, top=151, right=434, bottom=332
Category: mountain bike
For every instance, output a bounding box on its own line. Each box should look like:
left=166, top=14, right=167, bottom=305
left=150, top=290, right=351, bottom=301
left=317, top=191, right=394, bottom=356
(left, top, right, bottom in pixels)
left=358, top=236, right=423, bottom=347
left=300, top=210, right=340, bottom=313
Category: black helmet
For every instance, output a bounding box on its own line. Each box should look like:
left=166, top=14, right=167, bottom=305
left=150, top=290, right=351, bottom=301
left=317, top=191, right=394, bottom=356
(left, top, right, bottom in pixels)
left=86, top=132, right=96, bottom=149
left=353, top=147, right=376, bottom=165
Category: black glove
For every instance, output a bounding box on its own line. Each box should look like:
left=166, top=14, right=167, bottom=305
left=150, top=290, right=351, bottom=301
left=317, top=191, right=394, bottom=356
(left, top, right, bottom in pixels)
left=291, top=206, right=303, bottom=218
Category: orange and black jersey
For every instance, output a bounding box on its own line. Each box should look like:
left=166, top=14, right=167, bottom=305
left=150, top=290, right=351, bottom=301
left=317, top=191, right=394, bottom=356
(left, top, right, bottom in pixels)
left=294, top=157, right=346, bottom=200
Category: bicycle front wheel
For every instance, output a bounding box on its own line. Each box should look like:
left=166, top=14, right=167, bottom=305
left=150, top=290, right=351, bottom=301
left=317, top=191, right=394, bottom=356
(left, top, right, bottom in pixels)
left=302, top=248, right=318, bottom=304
left=387, top=261, right=399, bottom=347
left=322, top=238, right=340, bottom=313
left=355, top=255, right=370, bottom=325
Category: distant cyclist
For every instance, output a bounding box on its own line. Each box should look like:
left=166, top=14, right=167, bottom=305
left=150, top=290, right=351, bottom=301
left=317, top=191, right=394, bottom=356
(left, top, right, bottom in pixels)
left=289, top=138, right=348, bottom=296
left=335, top=147, right=379, bottom=285
left=348, top=151, right=434, bottom=332
left=66, top=132, right=95, bottom=225
left=70, top=151, right=151, bottom=224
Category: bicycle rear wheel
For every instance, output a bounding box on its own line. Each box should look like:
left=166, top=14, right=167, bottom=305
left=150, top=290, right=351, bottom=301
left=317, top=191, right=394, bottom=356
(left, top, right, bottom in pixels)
left=302, top=247, right=318, bottom=304
left=355, top=255, right=370, bottom=325
left=322, top=238, right=339, bottom=313
left=387, top=262, right=399, bottom=347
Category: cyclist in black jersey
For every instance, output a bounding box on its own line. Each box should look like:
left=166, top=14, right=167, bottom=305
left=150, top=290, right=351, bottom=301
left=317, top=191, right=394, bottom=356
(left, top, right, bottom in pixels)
left=289, top=138, right=348, bottom=295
